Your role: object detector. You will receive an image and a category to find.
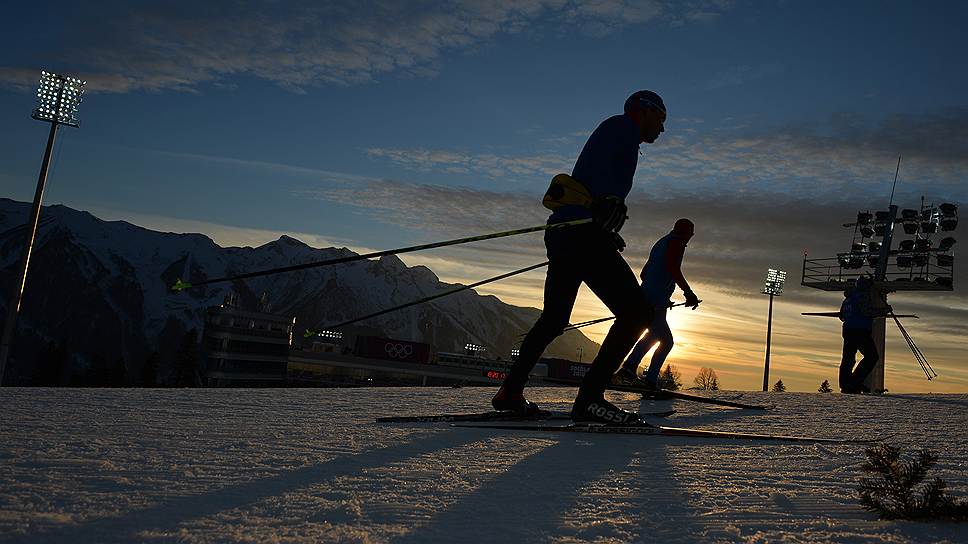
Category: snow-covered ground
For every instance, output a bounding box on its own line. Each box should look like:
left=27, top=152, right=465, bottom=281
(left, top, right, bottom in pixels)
left=0, top=387, right=965, bottom=543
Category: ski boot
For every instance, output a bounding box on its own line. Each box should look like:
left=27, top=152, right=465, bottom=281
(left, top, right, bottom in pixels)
left=571, top=395, right=642, bottom=425
left=634, top=376, right=661, bottom=392
left=492, top=385, right=542, bottom=416
left=841, top=379, right=871, bottom=395
left=611, top=366, right=639, bottom=386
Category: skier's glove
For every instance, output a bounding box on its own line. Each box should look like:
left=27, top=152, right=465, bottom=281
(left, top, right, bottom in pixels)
left=610, top=232, right=626, bottom=252
left=684, top=290, right=701, bottom=310
left=591, top=195, right=628, bottom=233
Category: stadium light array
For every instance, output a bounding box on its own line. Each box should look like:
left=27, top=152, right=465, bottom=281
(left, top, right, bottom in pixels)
left=465, top=343, right=486, bottom=354
left=762, top=268, right=786, bottom=296
left=31, top=71, right=85, bottom=128
left=315, top=330, right=343, bottom=341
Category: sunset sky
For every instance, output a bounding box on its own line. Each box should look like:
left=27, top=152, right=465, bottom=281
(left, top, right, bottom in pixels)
left=1, top=1, right=965, bottom=392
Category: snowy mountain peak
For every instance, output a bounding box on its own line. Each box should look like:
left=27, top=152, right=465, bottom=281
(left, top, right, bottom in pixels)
left=0, top=200, right=600, bottom=372
left=276, top=234, right=309, bottom=247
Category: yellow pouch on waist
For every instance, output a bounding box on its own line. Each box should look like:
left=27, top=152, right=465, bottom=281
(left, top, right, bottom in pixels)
left=542, top=174, right=594, bottom=211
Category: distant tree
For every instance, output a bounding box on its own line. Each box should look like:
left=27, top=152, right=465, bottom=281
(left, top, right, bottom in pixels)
left=772, top=379, right=786, bottom=392
left=142, top=351, right=160, bottom=387
left=658, top=365, right=682, bottom=391
left=693, top=367, right=719, bottom=391
left=174, top=329, right=202, bottom=387
left=818, top=379, right=833, bottom=393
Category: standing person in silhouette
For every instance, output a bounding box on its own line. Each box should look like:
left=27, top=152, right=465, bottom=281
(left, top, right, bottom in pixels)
left=615, top=218, right=700, bottom=388
left=491, top=90, right=666, bottom=424
left=839, top=276, right=889, bottom=393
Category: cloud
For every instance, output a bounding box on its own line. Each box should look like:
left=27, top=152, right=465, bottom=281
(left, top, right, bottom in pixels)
left=359, top=106, right=968, bottom=203
left=365, top=147, right=568, bottom=181
left=704, top=62, right=784, bottom=90
left=671, top=110, right=967, bottom=197
left=147, top=148, right=377, bottom=183
left=721, top=108, right=968, bottom=186
left=0, top=67, right=42, bottom=92
left=0, top=1, right=734, bottom=94
left=308, top=176, right=965, bottom=301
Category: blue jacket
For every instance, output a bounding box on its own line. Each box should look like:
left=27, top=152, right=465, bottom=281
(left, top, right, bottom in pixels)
left=841, top=289, right=875, bottom=330
left=550, top=114, right=641, bottom=223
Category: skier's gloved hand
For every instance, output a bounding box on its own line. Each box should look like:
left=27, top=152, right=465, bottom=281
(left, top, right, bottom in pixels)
left=610, top=232, right=626, bottom=252
left=591, top=195, right=628, bottom=233
left=684, top=290, right=701, bottom=310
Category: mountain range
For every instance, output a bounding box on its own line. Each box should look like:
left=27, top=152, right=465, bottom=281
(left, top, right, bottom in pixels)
left=0, top=199, right=599, bottom=384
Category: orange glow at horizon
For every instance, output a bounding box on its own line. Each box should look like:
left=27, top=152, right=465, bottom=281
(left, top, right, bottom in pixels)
left=464, top=276, right=968, bottom=394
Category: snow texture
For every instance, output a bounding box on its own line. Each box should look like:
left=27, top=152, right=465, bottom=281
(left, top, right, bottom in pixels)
left=0, top=388, right=966, bottom=543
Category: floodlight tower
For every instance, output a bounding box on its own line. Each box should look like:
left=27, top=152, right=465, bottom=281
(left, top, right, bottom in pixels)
left=464, top=343, right=486, bottom=358
left=0, top=71, right=86, bottom=383
left=801, top=159, right=957, bottom=393
left=761, top=268, right=786, bottom=391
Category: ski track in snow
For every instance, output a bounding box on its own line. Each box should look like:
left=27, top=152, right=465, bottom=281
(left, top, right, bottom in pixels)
left=0, top=388, right=966, bottom=543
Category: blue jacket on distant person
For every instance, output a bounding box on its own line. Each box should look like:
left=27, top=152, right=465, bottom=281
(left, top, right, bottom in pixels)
left=840, top=282, right=876, bottom=330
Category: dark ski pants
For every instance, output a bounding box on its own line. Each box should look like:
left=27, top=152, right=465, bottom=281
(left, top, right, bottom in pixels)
left=840, top=328, right=878, bottom=391
left=502, top=224, right=653, bottom=400
left=622, top=305, right=672, bottom=384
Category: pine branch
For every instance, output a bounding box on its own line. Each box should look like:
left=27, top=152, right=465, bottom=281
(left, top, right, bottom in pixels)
left=858, top=444, right=968, bottom=521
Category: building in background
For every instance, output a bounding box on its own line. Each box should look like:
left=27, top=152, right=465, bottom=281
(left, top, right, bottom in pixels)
left=201, top=293, right=295, bottom=387
left=202, top=297, right=562, bottom=387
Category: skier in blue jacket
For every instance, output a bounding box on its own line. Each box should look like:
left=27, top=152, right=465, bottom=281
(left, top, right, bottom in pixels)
left=492, top=90, right=667, bottom=424
left=839, top=276, right=890, bottom=393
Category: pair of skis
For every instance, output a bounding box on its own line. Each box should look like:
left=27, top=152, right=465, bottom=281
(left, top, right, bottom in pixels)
left=377, top=409, right=676, bottom=423
left=451, top=422, right=862, bottom=443
left=542, top=377, right=770, bottom=410
left=378, top=409, right=870, bottom=443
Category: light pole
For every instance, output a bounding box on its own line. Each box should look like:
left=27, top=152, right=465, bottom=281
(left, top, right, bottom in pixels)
left=0, top=71, right=85, bottom=384
left=761, top=268, right=786, bottom=391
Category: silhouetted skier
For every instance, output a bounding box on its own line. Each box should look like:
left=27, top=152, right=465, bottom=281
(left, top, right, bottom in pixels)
left=492, top=90, right=667, bottom=424
left=615, top=218, right=699, bottom=388
left=839, top=276, right=890, bottom=394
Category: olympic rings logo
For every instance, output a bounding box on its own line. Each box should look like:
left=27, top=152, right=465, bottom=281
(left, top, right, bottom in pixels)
left=384, top=343, right=414, bottom=358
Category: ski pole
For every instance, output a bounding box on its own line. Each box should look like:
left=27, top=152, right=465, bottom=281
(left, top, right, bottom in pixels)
left=169, top=218, right=592, bottom=292
left=560, top=300, right=702, bottom=333
left=875, top=290, right=937, bottom=380
left=890, top=312, right=937, bottom=380
left=304, top=261, right=549, bottom=337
